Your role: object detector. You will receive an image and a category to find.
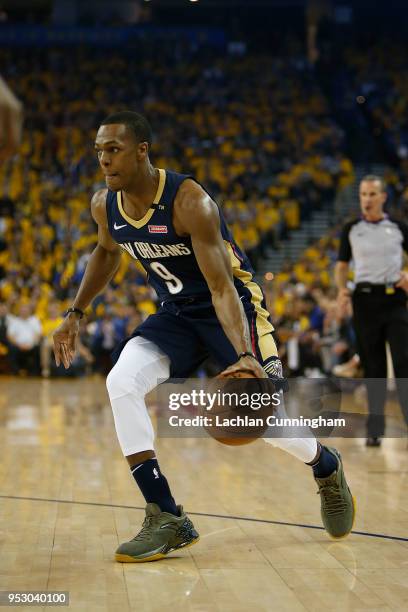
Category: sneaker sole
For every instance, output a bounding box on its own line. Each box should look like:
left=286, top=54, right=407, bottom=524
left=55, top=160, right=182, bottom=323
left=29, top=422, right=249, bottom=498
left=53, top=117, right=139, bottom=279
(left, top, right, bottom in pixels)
left=328, top=495, right=356, bottom=540
left=115, top=536, right=200, bottom=563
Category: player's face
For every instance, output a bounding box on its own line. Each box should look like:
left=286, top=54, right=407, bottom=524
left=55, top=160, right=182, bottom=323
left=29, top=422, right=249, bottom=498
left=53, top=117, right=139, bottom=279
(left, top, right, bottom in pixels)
left=359, top=180, right=387, bottom=221
left=94, top=124, right=148, bottom=191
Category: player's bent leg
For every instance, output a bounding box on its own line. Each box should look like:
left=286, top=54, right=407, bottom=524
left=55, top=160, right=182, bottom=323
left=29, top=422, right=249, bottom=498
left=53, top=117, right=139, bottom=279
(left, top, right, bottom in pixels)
left=106, top=336, right=200, bottom=561
left=262, top=376, right=355, bottom=538
left=106, top=336, right=170, bottom=455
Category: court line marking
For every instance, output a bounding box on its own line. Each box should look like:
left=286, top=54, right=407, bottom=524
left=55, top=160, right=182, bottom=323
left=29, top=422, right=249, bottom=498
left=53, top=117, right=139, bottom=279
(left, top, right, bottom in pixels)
left=0, top=494, right=407, bottom=543
left=201, top=526, right=238, bottom=539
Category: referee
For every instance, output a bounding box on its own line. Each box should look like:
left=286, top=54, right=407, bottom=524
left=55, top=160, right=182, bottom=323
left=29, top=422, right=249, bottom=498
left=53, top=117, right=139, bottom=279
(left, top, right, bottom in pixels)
left=335, top=175, right=408, bottom=446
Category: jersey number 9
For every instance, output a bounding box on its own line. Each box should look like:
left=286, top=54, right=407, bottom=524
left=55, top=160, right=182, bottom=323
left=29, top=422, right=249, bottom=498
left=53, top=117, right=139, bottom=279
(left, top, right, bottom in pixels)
left=150, top=262, right=183, bottom=295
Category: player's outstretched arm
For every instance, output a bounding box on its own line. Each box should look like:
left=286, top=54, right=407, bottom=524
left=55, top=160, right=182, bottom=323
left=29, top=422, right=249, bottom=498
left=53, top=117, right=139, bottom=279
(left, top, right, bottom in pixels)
left=0, top=76, right=23, bottom=163
left=175, top=180, right=266, bottom=378
left=53, top=190, right=122, bottom=368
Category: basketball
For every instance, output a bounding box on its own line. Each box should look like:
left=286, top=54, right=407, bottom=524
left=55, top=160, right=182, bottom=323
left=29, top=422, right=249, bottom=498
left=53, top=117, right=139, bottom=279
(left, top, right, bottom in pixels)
left=220, top=370, right=257, bottom=379
left=203, top=372, right=275, bottom=446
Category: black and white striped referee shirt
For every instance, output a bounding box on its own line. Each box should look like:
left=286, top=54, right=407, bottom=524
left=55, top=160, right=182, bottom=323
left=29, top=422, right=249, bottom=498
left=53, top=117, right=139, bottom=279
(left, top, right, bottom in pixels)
left=338, top=216, right=408, bottom=284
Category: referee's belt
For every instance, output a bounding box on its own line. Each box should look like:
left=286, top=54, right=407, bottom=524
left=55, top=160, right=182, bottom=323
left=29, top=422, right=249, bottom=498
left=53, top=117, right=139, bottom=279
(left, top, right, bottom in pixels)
left=354, top=282, right=399, bottom=296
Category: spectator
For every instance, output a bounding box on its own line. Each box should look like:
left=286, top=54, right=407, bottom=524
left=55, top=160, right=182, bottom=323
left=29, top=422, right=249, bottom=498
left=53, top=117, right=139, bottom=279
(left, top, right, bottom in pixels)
left=6, top=302, right=42, bottom=374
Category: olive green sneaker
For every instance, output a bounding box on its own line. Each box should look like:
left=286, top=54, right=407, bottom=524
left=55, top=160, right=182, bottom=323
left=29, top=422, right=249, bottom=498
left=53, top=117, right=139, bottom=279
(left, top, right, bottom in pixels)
left=314, top=446, right=356, bottom=539
left=115, top=503, right=200, bottom=563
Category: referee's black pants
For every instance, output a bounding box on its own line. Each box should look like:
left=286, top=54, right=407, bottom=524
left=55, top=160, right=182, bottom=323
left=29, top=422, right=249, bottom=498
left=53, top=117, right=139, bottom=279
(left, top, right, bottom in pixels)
left=352, top=286, right=408, bottom=437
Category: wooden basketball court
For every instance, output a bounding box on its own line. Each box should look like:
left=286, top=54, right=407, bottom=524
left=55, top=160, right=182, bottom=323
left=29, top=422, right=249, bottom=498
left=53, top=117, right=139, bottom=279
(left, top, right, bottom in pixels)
left=0, top=377, right=407, bottom=611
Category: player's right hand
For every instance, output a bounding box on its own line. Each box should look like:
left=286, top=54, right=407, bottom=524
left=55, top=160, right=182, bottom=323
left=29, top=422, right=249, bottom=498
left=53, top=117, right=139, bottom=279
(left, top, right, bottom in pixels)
left=53, top=315, right=80, bottom=369
left=218, top=355, right=268, bottom=379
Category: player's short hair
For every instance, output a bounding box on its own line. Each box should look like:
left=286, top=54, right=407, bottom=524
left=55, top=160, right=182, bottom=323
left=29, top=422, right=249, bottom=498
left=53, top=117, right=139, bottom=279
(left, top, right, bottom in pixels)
left=100, top=111, right=152, bottom=146
left=360, top=174, right=387, bottom=192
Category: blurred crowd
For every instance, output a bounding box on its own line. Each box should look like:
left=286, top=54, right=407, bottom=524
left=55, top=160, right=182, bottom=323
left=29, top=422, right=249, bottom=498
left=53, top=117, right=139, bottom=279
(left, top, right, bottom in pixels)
left=261, top=231, right=356, bottom=378
left=322, top=37, right=408, bottom=217
left=0, top=40, right=358, bottom=377
left=0, top=296, right=145, bottom=377
left=0, top=228, right=357, bottom=378
left=346, top=40, right=408, bottom=175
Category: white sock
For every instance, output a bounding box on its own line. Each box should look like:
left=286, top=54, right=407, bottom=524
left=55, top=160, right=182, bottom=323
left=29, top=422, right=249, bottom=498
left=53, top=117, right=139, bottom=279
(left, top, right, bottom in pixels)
left=263, top=391, right=318, bottom=463
left=263, top=436, right=318, bottom=463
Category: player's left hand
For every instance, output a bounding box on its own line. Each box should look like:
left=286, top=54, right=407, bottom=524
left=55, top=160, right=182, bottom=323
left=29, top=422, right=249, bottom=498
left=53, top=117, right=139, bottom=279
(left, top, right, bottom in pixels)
left=395, top=271, right=408, bottom=293
left=218, top=355, right=267, bottom=379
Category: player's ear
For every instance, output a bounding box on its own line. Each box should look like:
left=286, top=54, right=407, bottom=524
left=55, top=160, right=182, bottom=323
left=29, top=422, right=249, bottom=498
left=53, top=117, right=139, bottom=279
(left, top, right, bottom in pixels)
left=137, top=141, right=149, bottom=159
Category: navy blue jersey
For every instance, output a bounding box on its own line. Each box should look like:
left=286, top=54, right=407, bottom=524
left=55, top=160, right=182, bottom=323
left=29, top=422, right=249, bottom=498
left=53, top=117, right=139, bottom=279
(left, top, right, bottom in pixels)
left=106, top=169, right=271, bottom=326
left=107, top=168, right=275, bottom=362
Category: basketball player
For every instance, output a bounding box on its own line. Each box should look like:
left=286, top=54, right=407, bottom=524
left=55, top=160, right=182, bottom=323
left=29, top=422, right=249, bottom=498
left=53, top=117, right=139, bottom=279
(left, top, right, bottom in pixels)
left=53, top=112, right=355, bottom=562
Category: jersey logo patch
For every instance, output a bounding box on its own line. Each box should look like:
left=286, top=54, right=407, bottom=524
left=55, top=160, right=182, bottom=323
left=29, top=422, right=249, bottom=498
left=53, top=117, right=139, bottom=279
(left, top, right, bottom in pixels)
left=148, top=225, right=168, bottom=234
left=114, top=222, right=127, bottom=230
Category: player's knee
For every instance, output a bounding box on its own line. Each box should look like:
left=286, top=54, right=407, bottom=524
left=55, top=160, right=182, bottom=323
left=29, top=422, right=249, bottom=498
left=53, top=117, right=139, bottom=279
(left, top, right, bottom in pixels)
left=106, top=338, right=168, bottom=401
left=106, top=364, right=135, bottom=400
left=106, top=360, right=156, bottom=400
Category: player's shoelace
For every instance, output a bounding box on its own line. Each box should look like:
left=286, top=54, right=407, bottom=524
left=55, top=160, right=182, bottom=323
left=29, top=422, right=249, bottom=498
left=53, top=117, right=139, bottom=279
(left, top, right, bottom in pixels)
left=132, top=515, right=163, bottom=541
left=316, top=483, right=349, bottom=515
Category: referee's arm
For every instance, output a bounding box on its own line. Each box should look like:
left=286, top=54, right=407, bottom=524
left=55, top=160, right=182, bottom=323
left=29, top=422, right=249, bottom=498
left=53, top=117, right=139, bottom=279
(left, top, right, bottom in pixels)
left=335, top=261, right=349, bottom=291
left=335, top=223, right=353, bottom=312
